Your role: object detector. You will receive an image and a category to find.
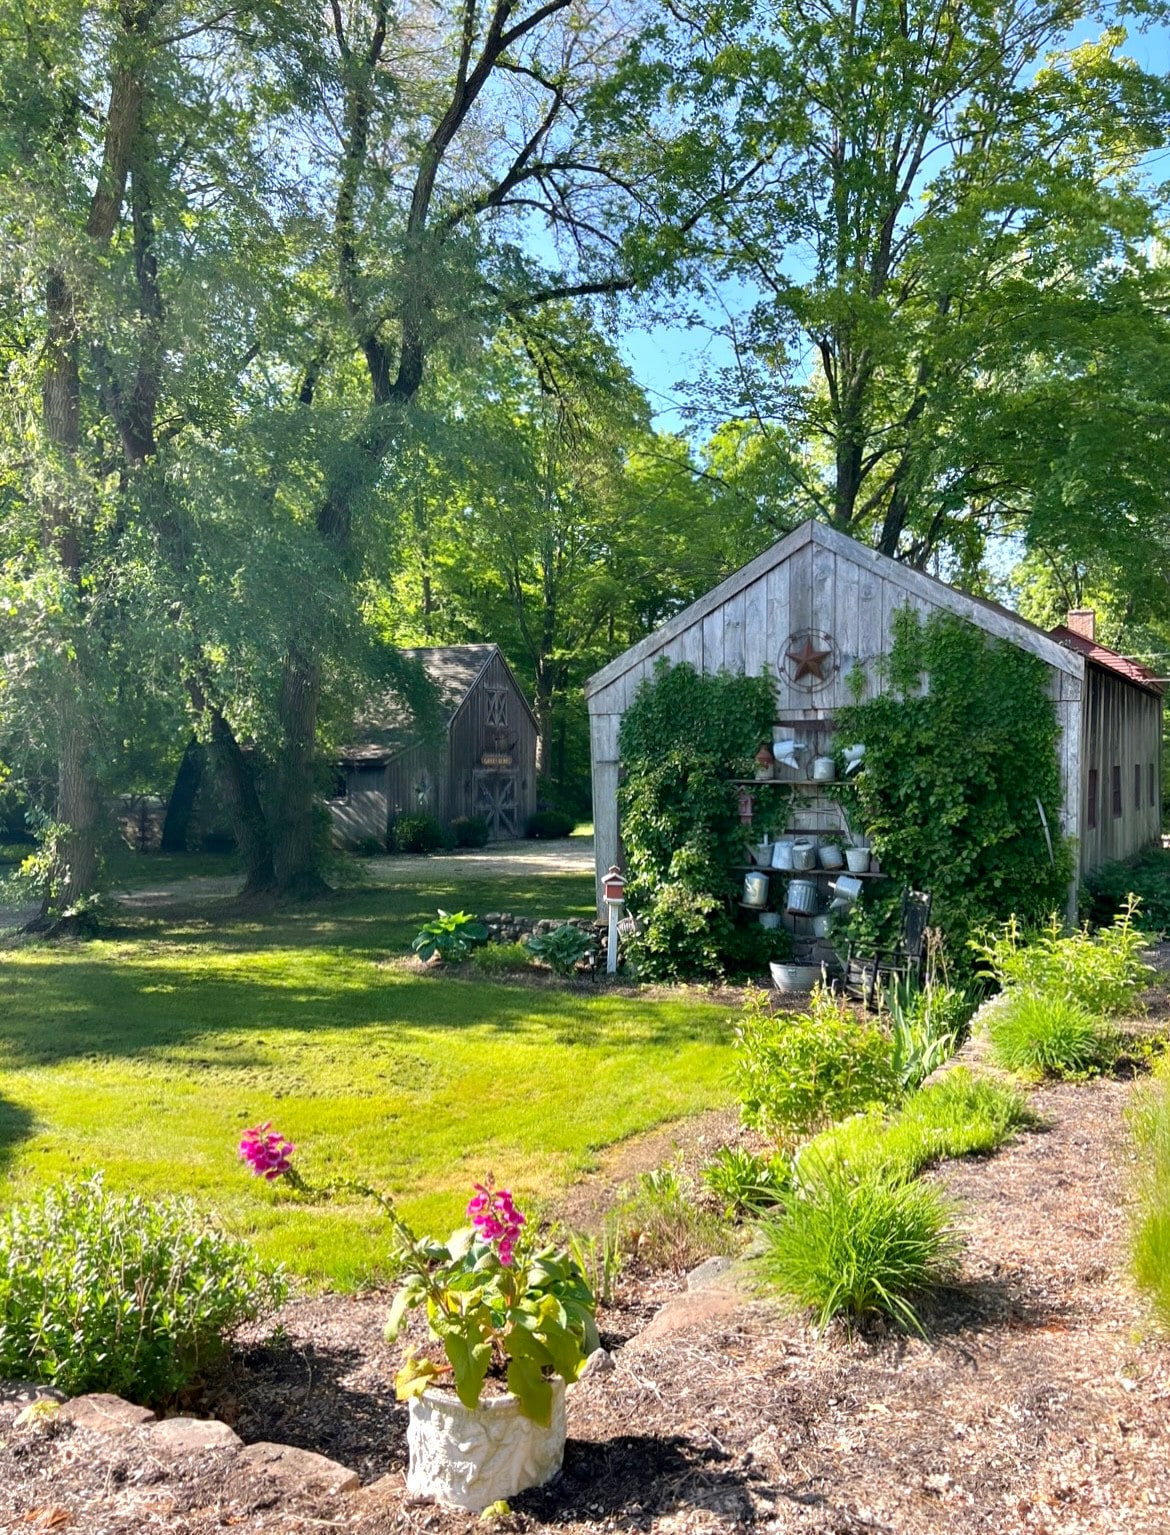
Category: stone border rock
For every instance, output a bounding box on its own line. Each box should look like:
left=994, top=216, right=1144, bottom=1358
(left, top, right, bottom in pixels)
left=7, top=1390, right=363, bottom=1500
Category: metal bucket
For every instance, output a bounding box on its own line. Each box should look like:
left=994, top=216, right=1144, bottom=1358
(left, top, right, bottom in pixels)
left=818, top=842, right=844, bottom=870
left=786, top=878, right=818, bottom=916
left=812, top=912, right=833, bottom=938
left=758, top=911, right=781, bottom=930
left=791, top=839, right=817, bottom=871
left=830, top=874, right=864, bottom=904
left=845, top=847, right=871, bottom=873
left=812, top=755, right=836, bottom=782
left=771, top=838, right=795, bottom=870
left=743, top=870, right=770, bottom=908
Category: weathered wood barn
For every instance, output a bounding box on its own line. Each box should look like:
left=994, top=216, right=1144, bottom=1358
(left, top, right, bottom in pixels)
left=584, top=520, right=1162, bottom=912
left=329, top=645, right=538, bottom=846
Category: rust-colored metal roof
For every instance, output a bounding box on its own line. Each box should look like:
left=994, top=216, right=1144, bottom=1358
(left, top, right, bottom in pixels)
left=1049, top=626, right=1165, bottom=697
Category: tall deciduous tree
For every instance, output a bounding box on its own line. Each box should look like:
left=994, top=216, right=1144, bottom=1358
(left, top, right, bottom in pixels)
left=630, top=0, right=1170, bottom=565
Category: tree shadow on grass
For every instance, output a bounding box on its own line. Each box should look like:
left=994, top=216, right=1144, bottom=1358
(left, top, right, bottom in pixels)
left=0, top=946, right=728, bottom=1068
left=0, top=1094, right=35, bottom=1177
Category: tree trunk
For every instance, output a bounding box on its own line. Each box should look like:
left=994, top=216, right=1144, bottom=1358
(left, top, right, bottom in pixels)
left=53, top=707, right=102, bottom=915
left=184, top=676, right=275, bottom=894
left=271, top=646, right=328, bottom=899
left=206, top=712, right=276, bottom=897
left=160, top=734, right=203, bottom=852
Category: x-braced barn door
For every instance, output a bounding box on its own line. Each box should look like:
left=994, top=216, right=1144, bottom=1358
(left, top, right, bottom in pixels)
left=473, top=770, right=519, bottom=841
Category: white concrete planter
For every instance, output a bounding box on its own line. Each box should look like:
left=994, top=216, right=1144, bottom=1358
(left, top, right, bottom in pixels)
left=405, top=1379, right=567, bottom=1511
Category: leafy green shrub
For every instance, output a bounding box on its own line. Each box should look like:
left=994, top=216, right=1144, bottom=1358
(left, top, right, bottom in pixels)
left=757, top=1160, right=961, bottom=1332
left=350, top=834, right=385, bottom=857
left=450, top=814, right=491, bottom=848
left=524, top=923, right=594, bottom=976
left=803, top=1068, right=1035, bottom=1180
left=411, top=909, right=489, bottom=963
left=734, top=986, right=899, bottom=1144
left=973, top=901, right=1153, bottom=1019
left=525, top=810, right=576, bottom=840
left=701, top=1145, right=790, bottom=1218
left=618, top=661, right=792, bottom=981
left=470, top=941, right=533, bottom=975
left=615, top=1165, right=733, bottom=1271
left=0, top=1176, right=287, bottom=1404
left=882, top=975, right=974, bottom=1092
left=835, top=608, right=1075, bottom=965
left=1084, top=852, right=1170, bottom=937
left=719, top=919, right=794, bottom=979
left=393, top=814, right=447, bottom=854
left=1127, top=1057, right=1170, bottom=1331
left=985, top=988, right=1111, bottom=1079
left=625, top=882, right=724, bottom=981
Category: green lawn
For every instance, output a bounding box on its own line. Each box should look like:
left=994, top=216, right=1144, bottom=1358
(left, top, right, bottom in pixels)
left=0, top=857, right=734, bottom=1288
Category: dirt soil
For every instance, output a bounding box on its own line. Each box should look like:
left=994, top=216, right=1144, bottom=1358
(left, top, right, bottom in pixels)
left=4, top=1070, right=1170, bottom=1535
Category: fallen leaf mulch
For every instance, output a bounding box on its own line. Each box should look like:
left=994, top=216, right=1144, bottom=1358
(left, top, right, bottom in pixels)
left=2, top=1074, right=1169, bottom=1535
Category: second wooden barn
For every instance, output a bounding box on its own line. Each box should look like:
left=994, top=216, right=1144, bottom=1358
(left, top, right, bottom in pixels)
left=330, top=644, right=539, bottom=846
left=585, top=520, right=1162, bottom=913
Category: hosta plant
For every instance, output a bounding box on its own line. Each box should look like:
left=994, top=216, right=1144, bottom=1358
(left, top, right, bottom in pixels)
left=523, top=923, right=594, bottom=976
left=411, top=909, right=488, bottom=963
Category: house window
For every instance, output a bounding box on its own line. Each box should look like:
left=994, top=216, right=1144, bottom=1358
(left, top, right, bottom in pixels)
left=1112, top=765, right=1122, bottom=818
left=1088, top=767, right=1098, bottom=830
left=486, top=688, right=508, bottom=727
left=1136, top=763, right=1143, bottom=811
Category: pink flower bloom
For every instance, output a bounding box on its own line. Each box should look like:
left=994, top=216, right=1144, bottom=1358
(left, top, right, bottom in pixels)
left=239, top=1122, right=295, bottom=1181
left=467, top=1183, right=525, bottom=1265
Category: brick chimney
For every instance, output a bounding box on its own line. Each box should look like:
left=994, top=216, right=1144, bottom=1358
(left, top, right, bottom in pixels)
left=1066, top=608, right=1096, bottom=641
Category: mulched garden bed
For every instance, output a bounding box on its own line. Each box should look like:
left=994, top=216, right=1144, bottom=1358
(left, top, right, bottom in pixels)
left=3, top=1075, right=1170, bottom=1534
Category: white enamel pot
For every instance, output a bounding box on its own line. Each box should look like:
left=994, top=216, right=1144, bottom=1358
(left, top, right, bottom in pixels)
left=812, top=912, right=833, bottom=938
left=743, top=870, right=770, bottom=908
left=786, top=878, right=818, bottom=916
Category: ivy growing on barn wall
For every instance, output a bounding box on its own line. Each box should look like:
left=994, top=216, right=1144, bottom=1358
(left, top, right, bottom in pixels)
left=618, top=661, right=791, bottom=980
left=836, top=607, right=1074, bottom=958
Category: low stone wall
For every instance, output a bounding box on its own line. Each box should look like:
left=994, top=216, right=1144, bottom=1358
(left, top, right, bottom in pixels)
left=482, top=913, right=602, bottom=946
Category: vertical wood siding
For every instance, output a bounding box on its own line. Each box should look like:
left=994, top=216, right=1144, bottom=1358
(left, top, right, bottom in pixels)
left=1078, top=666, right=1163, bottom=872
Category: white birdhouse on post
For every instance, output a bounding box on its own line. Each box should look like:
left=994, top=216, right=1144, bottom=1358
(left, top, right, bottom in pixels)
left=602, top=865, right=626, bottom=975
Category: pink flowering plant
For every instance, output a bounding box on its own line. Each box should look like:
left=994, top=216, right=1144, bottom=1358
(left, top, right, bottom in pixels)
left=238, top=1128, right=597, bottom=1427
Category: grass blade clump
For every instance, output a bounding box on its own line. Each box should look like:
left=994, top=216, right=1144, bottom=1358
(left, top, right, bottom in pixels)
left=803, top=1068, right=1034, bottom=1180
left=757, top=1159, right=961, bottom=1333
left=985, top=989, right=1109, bottom=1079
left=1128, top=1057, right=1170, bottom=1331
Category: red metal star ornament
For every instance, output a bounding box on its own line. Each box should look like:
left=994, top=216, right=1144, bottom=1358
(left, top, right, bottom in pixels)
left=785, top=634, right=834, bottom=683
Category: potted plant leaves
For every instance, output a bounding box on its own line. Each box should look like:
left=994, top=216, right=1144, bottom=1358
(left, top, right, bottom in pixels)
left=389, top=1183, right=599, bottom=1510
left=238, top=1130, right=598, bottom=1513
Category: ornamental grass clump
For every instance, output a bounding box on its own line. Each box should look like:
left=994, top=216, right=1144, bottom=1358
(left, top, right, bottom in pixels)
left=1126, top=1057, right=1170, bottom=1332
left=757, top=1159, right=961, bottom=1333
left=984, top=988, right=1110, bottom=1079
left=0, top=1175, right=287, bottom=1404
left=801, top=1068, right=1035, bottom=1181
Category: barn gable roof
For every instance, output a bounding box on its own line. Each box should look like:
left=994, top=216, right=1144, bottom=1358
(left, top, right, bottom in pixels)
left=585, top=519, right=1082, bottom=701
left=340, top=644, right=537, bottom=765
left=1050, top=626, right=1165, bottom=697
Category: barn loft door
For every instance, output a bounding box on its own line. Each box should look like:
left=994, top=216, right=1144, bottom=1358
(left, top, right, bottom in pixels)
left=473, top=769, right=520, bottom=841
